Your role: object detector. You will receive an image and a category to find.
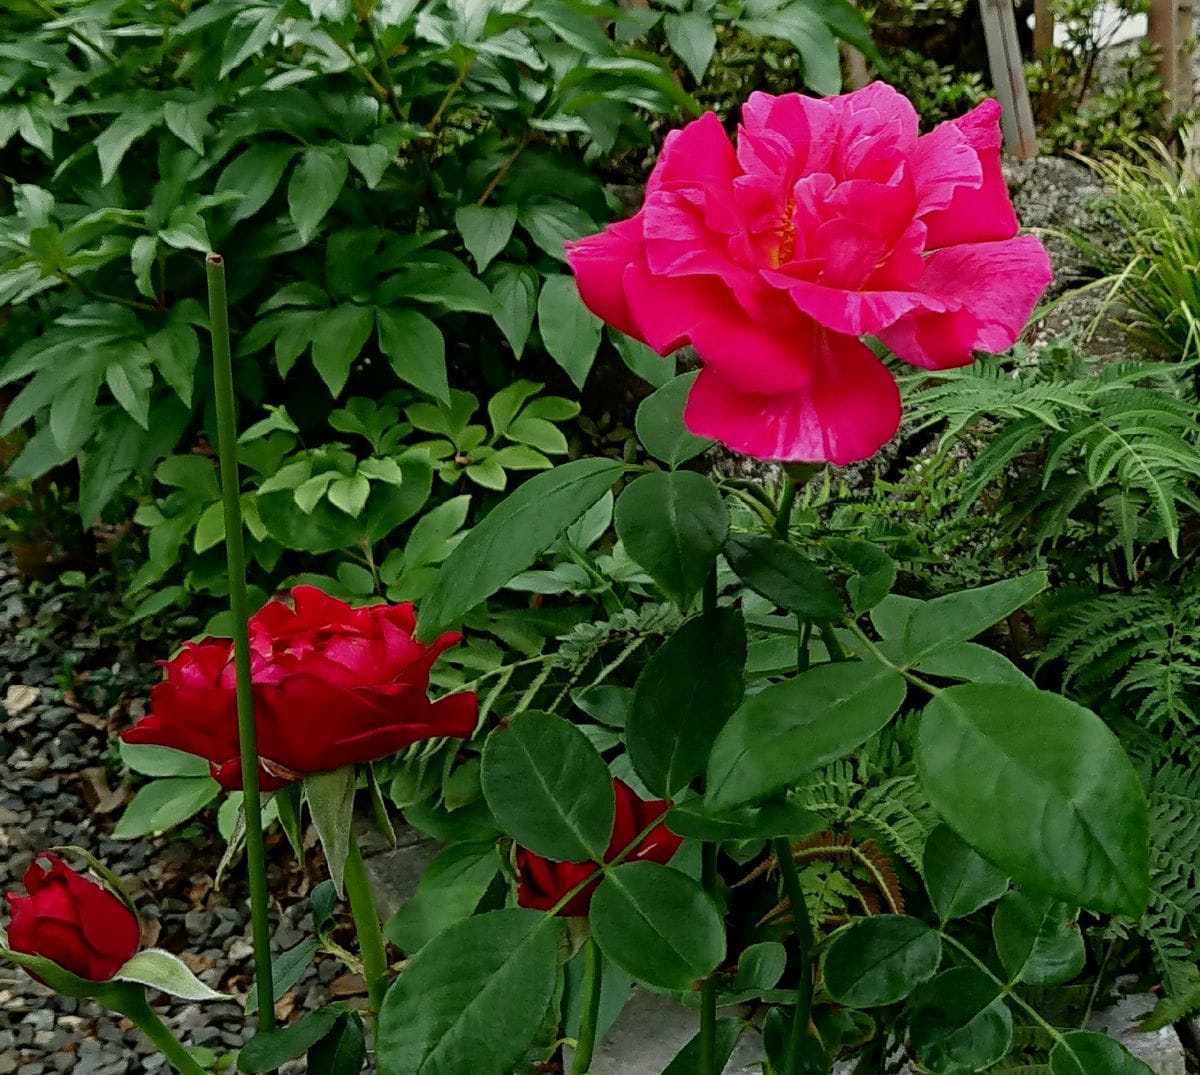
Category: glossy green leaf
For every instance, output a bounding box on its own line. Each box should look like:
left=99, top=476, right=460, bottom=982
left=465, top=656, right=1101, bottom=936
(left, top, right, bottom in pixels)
left=481, top=711, right=614, bottom=862
left=239, top=1010, right=341, bottom=1072
left=662, top=1018, right=743, bottom=1074
left=1050, top=1032, right=1156, bottom=1074
left=923, top=824, right=1008, bottom=922
left=217, top=143, right=297, bottom=222
left=417, top=459, right=623, bottom=640
left=537, top=274, right=602, bottom=390
left=385, top=843, right=499, bottom=953
left=489, top=263, right=538, bottom=359
left=823, top=915, right=941, bottom=1007
left=376, top=909, right=561, bottom=1075
left=456, top=204, right=517, bottom=273
left=634, top=371, right=712, bottom=467
left=665, top=800, right=820, bottom=843
left=289, top=147, right=348, bottom=244
left=992, top=891, right=1085, bottom=986
left=724, top=534, right=843, bottom=621
left=615, top=471, right=728, bottom=608
left=112, top=776, right=220, bottom=839
left=909, top=967, right=1013, bottom=1075
left=883, top=572, right=1047, bottom=667
left=706, top=661, right=906, bottom=811
left=307, top=1011, right=366, bottom=1075
left=310, top=305, right=374, bottom=397
left=116, top=948, right=229, bottom=1001
left=590, top=862, right=724, bottom=992
left=915, top=641, right=1033, bottom=687
left=627, top=609, right=746, bottom=797
left=918, top=684, right=1150, bottom=915
left=246, top=940, right=319, bottom=1016
left=665, top=11, right=717, bottom=80
left=376, top=307, right=449, bottom=405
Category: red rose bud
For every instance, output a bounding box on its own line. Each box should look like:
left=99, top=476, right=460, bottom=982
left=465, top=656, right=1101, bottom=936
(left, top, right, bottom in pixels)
left=516, top=779, right=683, bottom=917
left=5, top=853, right=139, bottom=982
left=122, top=586, right=478, bottom=791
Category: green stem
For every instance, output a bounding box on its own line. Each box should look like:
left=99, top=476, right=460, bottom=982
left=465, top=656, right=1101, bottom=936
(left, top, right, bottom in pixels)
left=344, top=833, right=389, bottom=1015
left=774, top=480, right=798, bottom=539
left=206, top=254, right=276, bottom=1033
left=110, top=989, right=209, bottom=1075
left=699, top=841, right=720, bottom=1075
left=774, top=837, right=816, bottom=1075
left=570, top=937, right=604, bottom=1075
left=846, top=621, right=942, bottom=694
left=363, top=14, right=404, bottom=122
left=703, top=566, right=718, bottom=615
left=818, top=622, right=847, bottom=663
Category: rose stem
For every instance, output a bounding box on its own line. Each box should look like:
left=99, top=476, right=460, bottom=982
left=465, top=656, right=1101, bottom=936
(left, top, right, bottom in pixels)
left=206, top=252, right=276, bottom=1033
left=344, top=828, right=389, bottom=1014
left=699, top=566, right=721, bottom=1075
left=108, top=987, right=210, bottom=1075
left=775, top=837, right=817, bottom=1075
left=570, top=936, right=604, bottom=1075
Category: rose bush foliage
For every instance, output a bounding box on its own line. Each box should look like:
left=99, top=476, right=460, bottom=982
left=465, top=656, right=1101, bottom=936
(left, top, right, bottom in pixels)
left=567, top=84, right=1052, bottom=464
left=122, top=586, right=476, bottom=790
left=516, top=778, right=682, bottom=916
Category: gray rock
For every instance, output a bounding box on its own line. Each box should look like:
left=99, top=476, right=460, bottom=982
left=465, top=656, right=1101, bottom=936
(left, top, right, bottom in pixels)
left=361, top=822, right=440, bottom=921
left=1087, top=988, right=1187, bottom=1075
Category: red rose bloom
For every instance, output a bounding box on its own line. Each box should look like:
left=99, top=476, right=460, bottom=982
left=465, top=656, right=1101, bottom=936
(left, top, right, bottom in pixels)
left=516, top=779, right=683, bottom=917
left=123, top=586, right=477, bottom=790
left=5, top=854, right=140, bottom=982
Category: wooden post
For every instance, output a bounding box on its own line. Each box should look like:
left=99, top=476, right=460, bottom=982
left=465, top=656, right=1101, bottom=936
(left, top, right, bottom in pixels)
left=1176, top=0, right=1194, bottom=106
left=1033, top=0, right=1055, bottom=56
left=1150, top=0, right=1180, bottom=117
left=978, top=0, right=1039, bottom=158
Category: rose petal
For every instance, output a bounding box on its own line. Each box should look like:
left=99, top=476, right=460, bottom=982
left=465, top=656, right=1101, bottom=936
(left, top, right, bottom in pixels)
left=683, top=332, right=902, bottom=465
left=565, top=215, right=645, bottom=341
left=878, top=234, right=1053, bottom=368
left=920, top=99, right=1018, bottom=248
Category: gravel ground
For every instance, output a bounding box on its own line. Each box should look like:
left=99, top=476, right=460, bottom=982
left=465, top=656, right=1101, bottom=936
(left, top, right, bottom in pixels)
left=0, top=555, right=356, bottom=1073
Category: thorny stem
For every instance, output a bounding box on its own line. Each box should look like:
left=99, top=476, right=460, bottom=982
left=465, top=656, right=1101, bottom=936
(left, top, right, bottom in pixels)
left=206, top=254, right=276, bottom=1039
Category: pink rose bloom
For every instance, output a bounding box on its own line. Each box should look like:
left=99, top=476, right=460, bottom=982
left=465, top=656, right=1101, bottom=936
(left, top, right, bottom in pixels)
left=567, top=84, right=1052, bottom=465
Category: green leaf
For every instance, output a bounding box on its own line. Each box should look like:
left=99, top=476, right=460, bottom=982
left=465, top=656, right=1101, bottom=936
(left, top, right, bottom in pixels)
left=664, top=800, right=820, bottom=843
left=826, top=538, right=896, bottom=613
left=240, top=1010, right=341, bottom=1072
left=311, top=305, right=374, bottom=396
left=611, top=328, right=676, bottom=388
left=538, top=275, right=602, bottom=390
left=289, top=148, right=348, bottom=244
left=481, top=711, right=614, bottom=861
left=246, top=940, right=319, bottom=1016
left=915, top=641, right=1033, bottom=687
left=119, top=741, right=211, bottom=779
left=116, top=948, right=229, bottom=1001
left=456, top=205, right=517, bottom=273
left=308, top=1011, right=366, bottom=1075
left=490, top=263, right=538, bottom=358
left=417, top=458, right=623, bottom=640
left=163, top=96, right=213, bottom=154
left=112, top=777, right=220, bottom=839
left=883, top=572, right=1047, bottom=667
left=304, top=766, right=356, bottom=896
left=615, top=471, right=728, bottom=608
left=739, top=5, right=841, bottom=95
left=909, top=967, right=1013, bottom=1075
left=627, top=609, right=746, bottom=798
left=386, top=843, right=499, bottom=953
left=572, top=684, right=632, bottom=729
left=218, top=144, right=297, bottom=222
left=346, top=143, right=392, bottom=188
left=822, top=915, right=941, bottom=1007
left=105, top=352, right=153, bottom=429
left=149, top=321, right=200, bottom=407
left=96, top=107, right=162, bottom=185
left=1050, top=1031, right=1157, bottom=1074
left=329, top=474, right=371, bottom=516
left=917, top=683, right=1150, bottom=915
left=665, top=11, right=717, bottom=80
left=376, top=307, right=449, bottom=405
left=634, top=372, right=713, bottom=467
left=131, top=235, right=157, bottom=300
left=375, top=909, right=561, bottom=1075
left=589, top=862, right=724, bottom=991
left=922, top=824, right=1008, bottom=922
left=724, top=533, right=844, bottom=621
left=706, top=661, right=905, bottom=812
left=992, top=891, right=1085, bottom=986
left=662, top=1019, right=744, bottom=1074
left=518, top=199, right=594, bottom=261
